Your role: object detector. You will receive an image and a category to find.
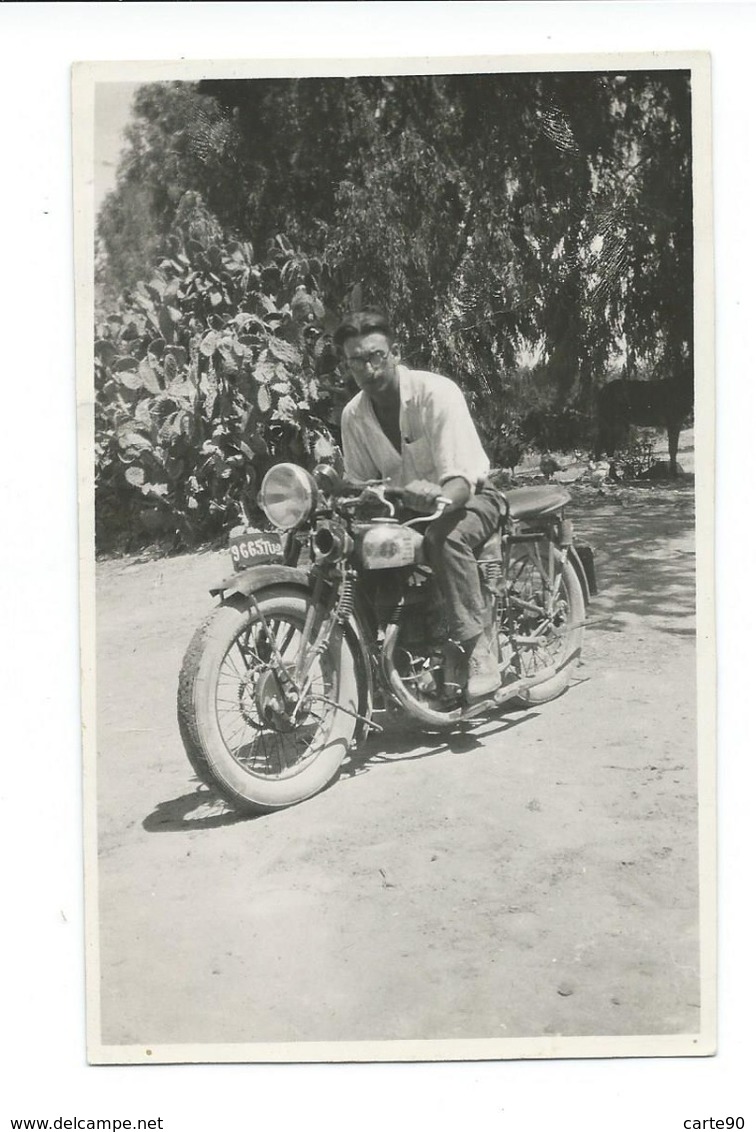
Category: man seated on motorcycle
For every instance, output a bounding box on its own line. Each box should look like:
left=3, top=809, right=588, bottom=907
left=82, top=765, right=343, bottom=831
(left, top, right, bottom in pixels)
left=335, top=308, right=503, bottom=701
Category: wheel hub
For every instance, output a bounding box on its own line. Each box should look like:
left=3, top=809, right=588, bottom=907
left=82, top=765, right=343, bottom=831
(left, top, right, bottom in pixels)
left=253, top=667, right=306, bottom=733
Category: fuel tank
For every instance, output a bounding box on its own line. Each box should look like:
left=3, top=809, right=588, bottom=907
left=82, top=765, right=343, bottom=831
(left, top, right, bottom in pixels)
left=356, top=519, right=425, bottom=570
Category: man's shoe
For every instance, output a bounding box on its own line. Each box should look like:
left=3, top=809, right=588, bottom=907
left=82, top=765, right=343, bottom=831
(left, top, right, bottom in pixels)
left=465, top=631, right=500, bottom=701
left=441, top=640, right=466, bottom=700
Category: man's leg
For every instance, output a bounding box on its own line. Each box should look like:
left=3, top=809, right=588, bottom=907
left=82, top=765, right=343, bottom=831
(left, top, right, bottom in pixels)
left=423, top=489, right=502, bottom=697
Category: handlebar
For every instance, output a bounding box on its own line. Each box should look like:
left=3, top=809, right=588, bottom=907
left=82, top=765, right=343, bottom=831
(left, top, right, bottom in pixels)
left=349, top=483, right=453, bottom=520
left=403, top=494, right=454, bottom=523
left=314, top=470, right=451, bottom=518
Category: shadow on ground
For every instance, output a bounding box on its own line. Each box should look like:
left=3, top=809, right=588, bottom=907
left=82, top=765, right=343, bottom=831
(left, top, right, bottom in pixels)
left=144, top=707, right=542, bottom=831
left=573, top=482, right=696, bottom=635
left=143, top=788, right=259, bottom=831
left=340, top=708, right=540, bottom=780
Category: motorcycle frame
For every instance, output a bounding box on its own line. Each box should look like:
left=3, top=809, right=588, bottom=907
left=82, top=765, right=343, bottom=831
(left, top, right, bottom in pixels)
left=207, top=503, right=594, bottom=742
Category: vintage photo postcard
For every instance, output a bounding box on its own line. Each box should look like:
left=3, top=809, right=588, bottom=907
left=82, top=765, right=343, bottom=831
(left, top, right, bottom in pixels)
left=74, top=52, right=715, bottom=1064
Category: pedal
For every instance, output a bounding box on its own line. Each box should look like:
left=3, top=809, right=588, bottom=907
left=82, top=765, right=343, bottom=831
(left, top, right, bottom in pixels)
left=459, top=695, right=498, bottom=720
left=442, top=680, right=464, bottom=701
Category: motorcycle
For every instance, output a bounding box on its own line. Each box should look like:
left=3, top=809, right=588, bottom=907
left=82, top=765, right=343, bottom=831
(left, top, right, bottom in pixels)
left=177, top=462, right=598, bottom=814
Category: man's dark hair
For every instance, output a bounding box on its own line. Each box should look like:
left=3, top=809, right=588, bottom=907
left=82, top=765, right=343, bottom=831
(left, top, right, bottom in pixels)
left=333, top=308, right=394, bottom=348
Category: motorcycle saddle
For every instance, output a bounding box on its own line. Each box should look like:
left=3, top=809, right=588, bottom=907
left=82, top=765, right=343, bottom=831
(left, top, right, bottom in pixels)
left=505, top=486, right=571, bottom=519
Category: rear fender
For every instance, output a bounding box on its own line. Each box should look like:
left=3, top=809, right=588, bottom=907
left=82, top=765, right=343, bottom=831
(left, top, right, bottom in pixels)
left=209, top=563, right=375, bottom=742
left=568, top=544, right=598, bottom=604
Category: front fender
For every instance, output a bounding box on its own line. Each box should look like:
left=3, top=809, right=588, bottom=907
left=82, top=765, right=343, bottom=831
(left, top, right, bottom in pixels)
left=209, top=563, right=310, bottom=600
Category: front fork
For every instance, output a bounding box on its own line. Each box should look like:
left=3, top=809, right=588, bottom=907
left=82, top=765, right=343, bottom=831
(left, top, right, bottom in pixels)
left=240, top=564, right=377, bottom=737
left=259, top=564, right=367, bottom=727
left=241, top=568, right=341, bottom=716
left=295, top=566, right=379, bottom=735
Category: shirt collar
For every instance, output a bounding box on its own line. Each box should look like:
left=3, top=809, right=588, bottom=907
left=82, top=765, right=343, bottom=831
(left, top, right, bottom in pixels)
left=397, top=364, right=414, bottom=407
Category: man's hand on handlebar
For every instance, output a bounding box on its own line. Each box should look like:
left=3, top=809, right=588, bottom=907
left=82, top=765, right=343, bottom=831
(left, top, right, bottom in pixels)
left=419, top=475, right=472, bottom=513
left=403, top=479, right=444, bottom=513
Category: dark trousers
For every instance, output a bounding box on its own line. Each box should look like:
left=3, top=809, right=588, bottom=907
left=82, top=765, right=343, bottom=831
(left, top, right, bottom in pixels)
left=422, top=486, right=503, bottom=642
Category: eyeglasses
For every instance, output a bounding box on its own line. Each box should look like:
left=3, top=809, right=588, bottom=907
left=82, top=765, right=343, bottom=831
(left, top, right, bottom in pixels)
left=344, top=348, right=390, bottom=371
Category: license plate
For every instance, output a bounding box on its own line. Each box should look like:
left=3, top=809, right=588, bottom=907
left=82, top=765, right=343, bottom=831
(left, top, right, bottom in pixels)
left=228, top=528, right=284, bottom=570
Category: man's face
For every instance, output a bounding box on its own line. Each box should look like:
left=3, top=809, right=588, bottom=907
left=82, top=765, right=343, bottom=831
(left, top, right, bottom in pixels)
left=341, top=332, right=399, bottom=401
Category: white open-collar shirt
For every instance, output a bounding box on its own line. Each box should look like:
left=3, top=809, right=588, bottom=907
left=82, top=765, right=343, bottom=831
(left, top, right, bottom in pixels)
left=341, top=365, right=490, bottom=490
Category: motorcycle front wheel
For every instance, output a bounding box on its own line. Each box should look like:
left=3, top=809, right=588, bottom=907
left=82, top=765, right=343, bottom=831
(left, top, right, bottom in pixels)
left=177, top=585, right=358, bottom=813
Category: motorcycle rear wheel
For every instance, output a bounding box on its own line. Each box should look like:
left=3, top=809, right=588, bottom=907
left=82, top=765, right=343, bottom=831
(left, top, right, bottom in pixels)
left=177, top=585, right=358, bottom=813
left=504, top=549, right=585, bottom=705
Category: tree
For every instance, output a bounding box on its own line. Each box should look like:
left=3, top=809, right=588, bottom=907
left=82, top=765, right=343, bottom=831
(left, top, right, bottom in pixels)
left=97, top=70, right=693, bottom=451
left=98, top=83, right=245, bottom=292
left=94, top=225, right=345, bottom=552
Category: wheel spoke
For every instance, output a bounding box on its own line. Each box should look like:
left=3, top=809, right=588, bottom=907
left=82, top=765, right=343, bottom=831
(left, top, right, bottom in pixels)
left=503, top=551, right=574, bottom=677
left=212, top=608, right=337, bottom=780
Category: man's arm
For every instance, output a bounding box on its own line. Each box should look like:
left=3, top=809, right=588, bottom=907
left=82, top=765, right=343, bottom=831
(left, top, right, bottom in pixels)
left=402, top=475, right=469, bottom=512
left=403, top=377, right=487, bottom=512
left=425, top=378, right=490, bottom=495
left=436, top=475, right=471, bottom=509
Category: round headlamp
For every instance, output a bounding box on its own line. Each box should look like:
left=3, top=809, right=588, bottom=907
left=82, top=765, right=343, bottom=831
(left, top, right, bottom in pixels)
left=258, top=463, right=317, bottom=531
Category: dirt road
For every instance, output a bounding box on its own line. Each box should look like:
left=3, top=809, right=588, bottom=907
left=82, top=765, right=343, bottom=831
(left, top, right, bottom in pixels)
left=93, top=477, right=700, bottom=1052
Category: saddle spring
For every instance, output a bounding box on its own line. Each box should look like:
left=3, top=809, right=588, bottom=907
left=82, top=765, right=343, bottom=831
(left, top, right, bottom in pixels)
left=479, top=558, right=504, bottom=594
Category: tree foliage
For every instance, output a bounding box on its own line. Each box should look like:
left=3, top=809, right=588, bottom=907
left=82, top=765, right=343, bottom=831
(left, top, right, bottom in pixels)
left=95, top=70, right=693, bottom=547
left=100, top=72, right=692, bottom=382
left=95, top=222, right=352, bottom=552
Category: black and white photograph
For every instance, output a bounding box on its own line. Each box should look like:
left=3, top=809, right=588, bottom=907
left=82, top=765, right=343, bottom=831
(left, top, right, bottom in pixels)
left=12, top=0, right=756, bottom=1126
left=74, top=52, right=715, bottom=1065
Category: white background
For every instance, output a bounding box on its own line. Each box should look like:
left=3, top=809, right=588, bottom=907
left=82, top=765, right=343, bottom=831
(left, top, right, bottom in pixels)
left=1, top=3, right=751, bottom=1130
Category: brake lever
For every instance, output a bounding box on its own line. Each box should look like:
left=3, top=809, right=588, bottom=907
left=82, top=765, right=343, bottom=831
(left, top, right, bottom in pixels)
left=404, top=495, right=453, bottom=527
left=357, top=483, right=396, bottom=518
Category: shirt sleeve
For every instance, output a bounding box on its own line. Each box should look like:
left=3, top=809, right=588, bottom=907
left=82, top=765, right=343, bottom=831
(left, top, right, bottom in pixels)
left=341, top=401, right=383, bottom=483
left=424, top=378, right=491, bottom=489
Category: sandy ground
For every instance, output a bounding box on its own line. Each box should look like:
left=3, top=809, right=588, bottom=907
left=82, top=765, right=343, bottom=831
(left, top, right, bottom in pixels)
left=93, top=447, right=701, bottom=1051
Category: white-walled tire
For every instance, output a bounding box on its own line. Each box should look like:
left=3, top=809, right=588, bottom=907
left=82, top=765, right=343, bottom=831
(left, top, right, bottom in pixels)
left=177, top=586, right=358, bottom=813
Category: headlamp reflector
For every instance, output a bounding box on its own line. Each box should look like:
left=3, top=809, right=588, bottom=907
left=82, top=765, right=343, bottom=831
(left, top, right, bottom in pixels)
left=258, top=463, right=317, bottom=530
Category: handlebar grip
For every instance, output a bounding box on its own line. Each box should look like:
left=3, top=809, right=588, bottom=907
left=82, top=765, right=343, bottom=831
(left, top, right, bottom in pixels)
left=376, top=486, right=454, bottom=512
left=334, top=481, right=405, bottom=499
left=328, top=481, right=452, bottom=515
left=335, top=479, right=369, bottom=493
